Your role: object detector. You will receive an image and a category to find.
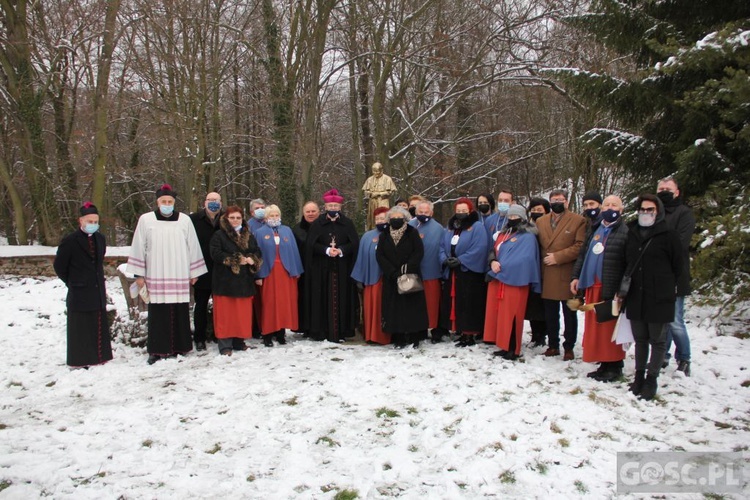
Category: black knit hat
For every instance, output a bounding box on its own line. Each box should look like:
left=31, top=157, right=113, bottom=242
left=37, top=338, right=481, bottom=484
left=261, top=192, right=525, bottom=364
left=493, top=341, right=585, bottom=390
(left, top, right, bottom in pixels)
left=79, top=202, right=98, bottom=216
left=528, top=197, right=550, bottom=214
left=582, top=191, right=603, bottom=204
left=156, top=183, right=177, bottom=199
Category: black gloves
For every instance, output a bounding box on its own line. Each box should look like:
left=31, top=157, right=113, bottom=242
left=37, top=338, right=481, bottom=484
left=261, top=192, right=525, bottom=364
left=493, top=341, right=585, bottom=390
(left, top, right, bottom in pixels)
left=445, top=257, right=461, bottom=269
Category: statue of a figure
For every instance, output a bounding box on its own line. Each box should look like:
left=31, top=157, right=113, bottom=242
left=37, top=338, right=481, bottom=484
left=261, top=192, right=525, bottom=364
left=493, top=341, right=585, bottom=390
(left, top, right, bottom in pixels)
left=362, top=162, right=397, bottom=229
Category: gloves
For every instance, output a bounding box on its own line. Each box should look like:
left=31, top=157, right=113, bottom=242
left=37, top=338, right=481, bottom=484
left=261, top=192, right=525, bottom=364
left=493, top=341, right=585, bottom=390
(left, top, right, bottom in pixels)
left=445, top=257, right=461, bottom=269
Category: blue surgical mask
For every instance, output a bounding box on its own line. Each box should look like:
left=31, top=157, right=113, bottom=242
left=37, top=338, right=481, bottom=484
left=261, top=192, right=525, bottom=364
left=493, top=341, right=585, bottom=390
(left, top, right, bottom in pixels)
left=83, top=223, right=99, bottom=234
left=159, top=205, right=174, bottom=216
left=267, top=219, right=281, bottom=228
left=497, top=202, right=510, bottom=214
left=416, top=215, right=431, bottom=224
left=253, top=208, right=266, bottom=220
left=207, top=201, right=221, bottom=212
left=601, top=209, right=620, bottom=223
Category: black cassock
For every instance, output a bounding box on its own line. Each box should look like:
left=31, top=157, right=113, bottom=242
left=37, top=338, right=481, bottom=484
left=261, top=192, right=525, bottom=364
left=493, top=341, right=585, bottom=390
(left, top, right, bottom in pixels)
left=303, top=213, right=359, bottom=342
left=53, top=229, right=113, bottom=367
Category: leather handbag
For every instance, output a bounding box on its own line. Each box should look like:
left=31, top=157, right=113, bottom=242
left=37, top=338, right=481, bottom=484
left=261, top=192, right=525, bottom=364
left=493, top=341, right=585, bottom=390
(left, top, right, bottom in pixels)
left=618, top=239, right=652, bottom=298
left=397, top=264, right=423, bottom=294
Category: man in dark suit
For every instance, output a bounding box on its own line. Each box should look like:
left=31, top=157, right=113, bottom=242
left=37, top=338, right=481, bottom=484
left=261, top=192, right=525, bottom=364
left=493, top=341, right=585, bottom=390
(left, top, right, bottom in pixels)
left=54, top=202, right=113, bottom=368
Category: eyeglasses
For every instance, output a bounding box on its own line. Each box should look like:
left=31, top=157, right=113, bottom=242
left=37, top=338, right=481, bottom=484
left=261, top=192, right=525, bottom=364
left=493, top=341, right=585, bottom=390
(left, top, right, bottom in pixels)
left=227, top=215, right=243, bottom=220
left=638, top=207, right=657, bottom=214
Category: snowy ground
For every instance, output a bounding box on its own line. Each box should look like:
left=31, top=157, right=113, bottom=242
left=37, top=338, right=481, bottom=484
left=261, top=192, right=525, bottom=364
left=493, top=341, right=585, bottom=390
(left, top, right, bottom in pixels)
left=0, top=276, right=747, bottom=499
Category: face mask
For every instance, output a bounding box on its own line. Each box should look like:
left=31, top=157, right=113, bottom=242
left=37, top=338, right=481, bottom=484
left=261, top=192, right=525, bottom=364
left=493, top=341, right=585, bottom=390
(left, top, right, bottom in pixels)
left=376, top=223, right=389, bottom=232
left=159, top=205, right=174, bottom=216
left=267, top=219, right=281, bottom=228
left=657, top=191, right=674, bottom=204
left=207, top=201, right=221, bottom=212
left=454, top=213, right=469, bottom=221
left=601, top=209, right=620, bottom=223
left=478, top=204, right=490, bottom=214
left=638, top=212, right=656, bottom=227
left=253, top=208, right=265, bottom=219
left=327, top=210, right=340, bottom=219
left=584, top=207, right=600, bottom=220
left=550, top=202, right=565, bottom=214
left=496, top=202, right=510, bottom=214
left=408, top=206, right=416, bottom=217
left=389, top=218, right=405, bottom=229
left=506, top=218, right=521, bottom=229
left=416, top=215, right=431, bottom=224
left=83, top=223, right=99, bottom=234
left=530, top=212, right=544, bottom=222
left=233, top=224, right=243, bottom=232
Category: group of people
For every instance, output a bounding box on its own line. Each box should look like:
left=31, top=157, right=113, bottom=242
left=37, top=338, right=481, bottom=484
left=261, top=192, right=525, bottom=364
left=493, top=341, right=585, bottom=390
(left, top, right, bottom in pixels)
left=54, top=177, right=694, bottom=401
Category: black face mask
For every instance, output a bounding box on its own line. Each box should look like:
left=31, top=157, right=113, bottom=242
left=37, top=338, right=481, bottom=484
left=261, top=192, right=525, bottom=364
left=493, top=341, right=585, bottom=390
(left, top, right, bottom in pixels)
left=584, top=207, right=601, bottom=220
left=416, top=215, right=431, bottom=224
left=327, top=210, right=340, bottom=219
left=550, top=202, right=565, bottom=214
left=408, top=206, right=416, bottom=217
left=452, top=213, right=469, bottom=229
left=454, top=213, right=469, bottom=221
left=530, top=212, right=544, bottom=222
left=477, top=204, right=490, bottom=214
left=376, top=223, right=389, bottom=232
left=506, top=218, right=521, bottom=229
left=600, top=209, right=620, bottom=224
left=389, top=218, right=405, bottom=229
left=657, top=191, right=675, bottom=204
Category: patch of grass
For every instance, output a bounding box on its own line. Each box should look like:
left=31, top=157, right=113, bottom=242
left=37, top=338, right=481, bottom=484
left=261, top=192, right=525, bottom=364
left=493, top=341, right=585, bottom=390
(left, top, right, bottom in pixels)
left=714, top=421, right=733, bottom=429
left=73, top=472, right=106, bottom=486
left=142, top=439, right=153, bottom=448
left=331, top=358, right=344, bottom=362
left=206, top=443, right=221, bottom=454
left=283, top=396, right=298, bottom=406
left=382, top=463, right=392, bottom=471
left=509, top=434, right=518, bottom=441
left=58, top=427, right=67, bottom=432
left=333, top=489, right=359, bottom=500
left=407, top=444, right=418, bottom=452
left=246, top=474, right=256, bottom=482
left=732, top=445, right=748, bottom=452
left=741, top=380, right=750, bottom=388
left=0, top=423, right=7, bottom=430
left=293, top=484, right=309, bottom=493
left=574, top=480, right=588, bottom=494
left=499, top=469, right=516, bottom=484
left=8, top=381, right=22, bottom=388
left=443, top=405, right=454, bottom=411
left=0, top=480, right=12, bottom=492
left=443, top=418, right=462, bottom=437
left=590, top=431, right=615, bottom=441
left=531, top=461, right=548, bottom=475
left=406, top=406, right=418, bottom=414
left=558, top=438, right=570, bottom=448
left=732, top=331, right=750, bottom=340
left=162, top=381, right=176, bottom=388
left=320, top=484, right=336, bottom=493
left=550, top=422, right=562, bottom=434
left=375, top=407, right=400, bottom=419
left=316, top=436, right=340, bottom=447
left=217, top=409, right=228, bottom=415
left=45, top=381, right=56, bottom=388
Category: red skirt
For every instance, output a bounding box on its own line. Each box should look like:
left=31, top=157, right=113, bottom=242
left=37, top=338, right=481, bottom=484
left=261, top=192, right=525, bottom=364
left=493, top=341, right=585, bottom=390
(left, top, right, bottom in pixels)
left=363, top=279, right=390, bottom=345
left=261, top=249, right=299, bottom=333
left=213, top=295, right=253, bottom=339
left=423, top=279, right=441, bottom=329
left=484, top=281, right=529, bottom=355
left=582, top=281, right=625, bottom=362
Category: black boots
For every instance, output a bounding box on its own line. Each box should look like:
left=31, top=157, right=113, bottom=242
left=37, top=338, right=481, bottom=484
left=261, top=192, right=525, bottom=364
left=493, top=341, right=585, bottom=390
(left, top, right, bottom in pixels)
left=262, top=334, right=273, bottom=347
left=677, top=360, right=691, bottom=377
left=455, top=334, right=476, bottom=347
left=275, top=330, right=287, bottom=345
left=630, top=370, right=645, bottom=396
left=640, top=375, right=658, bottom=401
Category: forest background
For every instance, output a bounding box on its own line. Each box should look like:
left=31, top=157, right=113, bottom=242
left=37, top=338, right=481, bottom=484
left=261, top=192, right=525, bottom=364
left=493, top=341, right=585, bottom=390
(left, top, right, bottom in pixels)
left=1, top=0, right=748, bottom=313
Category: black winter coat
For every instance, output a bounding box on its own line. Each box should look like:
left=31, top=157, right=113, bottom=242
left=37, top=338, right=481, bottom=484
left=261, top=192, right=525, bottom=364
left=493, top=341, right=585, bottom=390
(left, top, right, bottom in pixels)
left=209, top=218, right=261, bottom=298
left=376, top=225, right=429, bottom=333
left=663, top=198, right=695, bottom=296
left=623, top=219, right=683, bottom=323
left=54, top=230, right=107, bottom=311
left=190, top=209, right=223, bottom=290
left=292, top=217, right=312, bottom=261
left=571, top=218, right=629, bottom=300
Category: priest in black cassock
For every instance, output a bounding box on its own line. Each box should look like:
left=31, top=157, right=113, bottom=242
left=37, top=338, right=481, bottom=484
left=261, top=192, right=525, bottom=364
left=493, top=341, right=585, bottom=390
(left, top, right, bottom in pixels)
left=54, top=202, right=113, bottom=368
left=303, top=189, right=360, bottom=342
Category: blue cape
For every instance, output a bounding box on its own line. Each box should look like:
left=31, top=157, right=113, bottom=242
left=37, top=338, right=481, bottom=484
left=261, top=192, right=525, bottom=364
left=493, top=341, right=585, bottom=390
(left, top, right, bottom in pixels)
left=578, top=224, right=612, bottom=289
left=248, top=218, right=265, bottom=234
left=254, top=224, right=304, bottom=278
left=351, top=229, right=382, bottom=285
left=484, top=212, right=508, bottom=244
left=409, top=218, right=444, bottom=280
left=486, top=231, right=541, bottom=293
left=440, top=220, right=489, bottom=278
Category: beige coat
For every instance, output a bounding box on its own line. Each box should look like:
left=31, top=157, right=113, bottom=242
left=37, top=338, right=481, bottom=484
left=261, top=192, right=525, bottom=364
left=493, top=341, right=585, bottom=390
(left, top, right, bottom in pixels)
left=536, top=211, right=586, bottom=300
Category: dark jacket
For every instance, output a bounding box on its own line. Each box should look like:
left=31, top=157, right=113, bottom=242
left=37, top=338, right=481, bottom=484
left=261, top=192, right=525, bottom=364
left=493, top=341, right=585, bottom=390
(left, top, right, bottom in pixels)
left=623, top=218, right=683, bottom=323
left=376, top=225, right=429, bottom=333
left=663, top=198, right=695, bottom=296
left=54, top=229, right=107, bottom=311
left=190, top=209, right=223, bottom=290
left=292, top=217, right=312, bottom=261
left=209, top=217, right=262, bottom=297
left=571, top=217, right=629, bottom=300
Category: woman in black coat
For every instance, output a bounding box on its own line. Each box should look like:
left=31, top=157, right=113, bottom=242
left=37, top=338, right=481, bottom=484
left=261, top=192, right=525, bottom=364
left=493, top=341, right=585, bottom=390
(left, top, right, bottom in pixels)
left=376, top=206, right=429, bottom=348
left=210, top=206, right=262, bottom=355
left=623, top=194, right=683, bottom=400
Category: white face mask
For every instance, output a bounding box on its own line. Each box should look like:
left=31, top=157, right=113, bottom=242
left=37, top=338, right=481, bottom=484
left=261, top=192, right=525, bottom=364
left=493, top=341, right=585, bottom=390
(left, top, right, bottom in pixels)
left=267, top=218, right=281, bottom=228
left=638, top=212, right=656, bottom=227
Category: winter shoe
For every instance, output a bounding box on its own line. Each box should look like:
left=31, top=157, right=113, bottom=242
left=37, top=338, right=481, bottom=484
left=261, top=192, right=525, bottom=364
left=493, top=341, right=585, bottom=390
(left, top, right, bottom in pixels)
left=220, top=349, right=232, bottom=356
left=147, top=355, right=161, bottom=365
left=563, top=350, right=575, bottom=361
left=639, top=375, right=659, bottom=401
left=262, top=335, right=274, bottom=347
left=630, top=370, right=646, bottom=396
left=493, top=350, right=509, bottom=357
left=456, top=335, right=476, bottom=347
left=195, top=341, right=207, bottom=351
left=676, top=360, right=691, bottom=377
left=595, top=368, right=623, bottom=383
left=276, top=330, right=287, bottom=345
left=587, top=364, right=605, bottom=378
left=543, top=348, right=560, bottom=357
left=501, top=351, right=519, bottom=361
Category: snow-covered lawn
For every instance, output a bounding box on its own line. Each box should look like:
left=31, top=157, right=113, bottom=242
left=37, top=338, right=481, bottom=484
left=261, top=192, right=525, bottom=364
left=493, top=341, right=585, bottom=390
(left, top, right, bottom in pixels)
left=0, top=276, right=747, bottom=498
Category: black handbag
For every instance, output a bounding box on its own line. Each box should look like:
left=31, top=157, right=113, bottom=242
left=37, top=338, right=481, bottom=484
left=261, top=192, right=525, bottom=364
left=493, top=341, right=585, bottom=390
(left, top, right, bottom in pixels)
left=619, top=239, right=652, bottom=298
left=396, top=265, right=423, bottom=294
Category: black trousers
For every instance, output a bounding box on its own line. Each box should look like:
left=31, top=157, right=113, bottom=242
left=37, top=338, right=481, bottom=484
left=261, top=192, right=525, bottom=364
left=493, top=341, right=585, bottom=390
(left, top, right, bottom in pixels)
left=543, top=298, right=578, bottom=351
left=193, top=287, right=212, bottom=343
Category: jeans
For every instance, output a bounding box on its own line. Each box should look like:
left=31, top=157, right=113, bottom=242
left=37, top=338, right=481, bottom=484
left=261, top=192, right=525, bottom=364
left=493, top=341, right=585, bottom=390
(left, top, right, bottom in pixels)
left=542, top=299, right=578, bottom=351
left=664, top=296, right=691, bottom=362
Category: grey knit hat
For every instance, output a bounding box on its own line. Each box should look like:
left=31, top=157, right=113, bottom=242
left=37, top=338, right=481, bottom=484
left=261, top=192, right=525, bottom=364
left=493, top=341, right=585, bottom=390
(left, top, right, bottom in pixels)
left=507, top=204, right=528, bottom=221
